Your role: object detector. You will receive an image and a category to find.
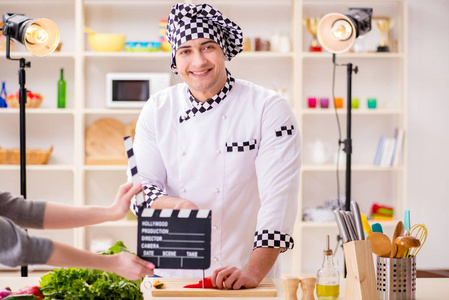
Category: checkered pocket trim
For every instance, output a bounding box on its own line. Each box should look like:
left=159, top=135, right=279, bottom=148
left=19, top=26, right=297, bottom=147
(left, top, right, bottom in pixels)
left=226, top=139, right=257, bottom=152
left=253, top=230, right=294, bottom=253
left=131, top=184, right=167, bottom=215
left=275, top=125, right=295, bottom=137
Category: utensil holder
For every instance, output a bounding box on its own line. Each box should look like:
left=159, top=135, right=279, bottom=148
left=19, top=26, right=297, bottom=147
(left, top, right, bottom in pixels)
left=376, top=256, right=416, bottom=300
left=343, top=240, right=377, bottom=300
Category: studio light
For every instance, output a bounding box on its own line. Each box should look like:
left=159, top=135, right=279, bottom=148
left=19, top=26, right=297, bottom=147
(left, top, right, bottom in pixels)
left=2, top=13, right=60, bottom=57
left=1, top=13, right=60, bottom=277
left=317, top=8, right=372, bottom=54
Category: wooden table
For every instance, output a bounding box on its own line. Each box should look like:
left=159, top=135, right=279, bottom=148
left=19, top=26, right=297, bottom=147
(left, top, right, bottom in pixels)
left=3, top=276, right=449, bottom=299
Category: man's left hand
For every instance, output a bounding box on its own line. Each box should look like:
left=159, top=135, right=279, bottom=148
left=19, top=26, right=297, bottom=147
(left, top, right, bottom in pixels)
left=211, top=266, right=260, bottom=290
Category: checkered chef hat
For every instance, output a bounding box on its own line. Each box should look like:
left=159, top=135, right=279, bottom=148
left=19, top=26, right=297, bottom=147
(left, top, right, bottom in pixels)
left=166, top=3, right=243, bottom=72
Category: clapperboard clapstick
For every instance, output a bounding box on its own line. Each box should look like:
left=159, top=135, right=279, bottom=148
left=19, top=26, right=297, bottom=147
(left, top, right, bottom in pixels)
left=124, top=136, right=145, bottom=207
left=123, top=136, right=212, bottom=270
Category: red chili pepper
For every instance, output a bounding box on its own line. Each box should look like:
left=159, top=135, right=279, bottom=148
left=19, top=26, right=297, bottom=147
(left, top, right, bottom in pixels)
left=183, top=277, right=217, bottom=289
left=14, top=286, right=43, bottom=299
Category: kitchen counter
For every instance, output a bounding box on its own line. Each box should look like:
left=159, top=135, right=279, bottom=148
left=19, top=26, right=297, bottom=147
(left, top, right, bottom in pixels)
left=2, top=276, right=449, bottom=299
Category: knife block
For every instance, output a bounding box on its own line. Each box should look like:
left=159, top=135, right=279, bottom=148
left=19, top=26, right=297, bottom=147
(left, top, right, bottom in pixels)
left=343, top=240, right=377, bottom=300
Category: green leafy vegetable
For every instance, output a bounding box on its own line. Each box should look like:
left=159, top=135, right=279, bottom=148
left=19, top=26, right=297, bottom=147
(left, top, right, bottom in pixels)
left=39, top=241, right=143, bottom=300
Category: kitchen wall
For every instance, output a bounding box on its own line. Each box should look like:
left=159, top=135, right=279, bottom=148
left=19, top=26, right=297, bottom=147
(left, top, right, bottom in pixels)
left=408, top=0, right=449, bottom=269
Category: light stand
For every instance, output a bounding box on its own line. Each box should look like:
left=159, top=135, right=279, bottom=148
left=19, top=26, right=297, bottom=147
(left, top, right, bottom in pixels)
left=317, top=7, right=372, bottom=211
left=317, top=7, right=372, bottom=277
left=2, top=13, right=59, bottom=277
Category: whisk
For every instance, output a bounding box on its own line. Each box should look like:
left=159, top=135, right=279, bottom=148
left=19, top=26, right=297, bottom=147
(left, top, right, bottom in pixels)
left=406, top=223, right=427, bottom=257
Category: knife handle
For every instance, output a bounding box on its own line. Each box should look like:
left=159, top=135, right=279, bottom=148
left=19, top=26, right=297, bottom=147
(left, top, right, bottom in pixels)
left=334, top=210, right=350, bottom=243
left=351, top=201, right=366, bottom=240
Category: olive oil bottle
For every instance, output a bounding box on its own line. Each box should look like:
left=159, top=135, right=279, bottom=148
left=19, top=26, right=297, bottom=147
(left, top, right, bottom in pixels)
left=316, top=235, right=340, bottom=299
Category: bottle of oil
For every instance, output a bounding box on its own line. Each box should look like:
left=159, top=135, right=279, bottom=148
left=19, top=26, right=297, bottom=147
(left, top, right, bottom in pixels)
left=316, top=235, right=339, bottom=299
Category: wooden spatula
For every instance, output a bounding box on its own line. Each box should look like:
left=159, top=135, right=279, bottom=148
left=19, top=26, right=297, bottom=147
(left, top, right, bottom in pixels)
left=390, top=221, right=405, bottom=258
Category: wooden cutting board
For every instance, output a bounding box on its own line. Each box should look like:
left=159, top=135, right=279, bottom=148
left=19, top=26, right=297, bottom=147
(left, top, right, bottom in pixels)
left=85, top=118, right=128, bottom=165
left=149, top=278, right=277, bottom=297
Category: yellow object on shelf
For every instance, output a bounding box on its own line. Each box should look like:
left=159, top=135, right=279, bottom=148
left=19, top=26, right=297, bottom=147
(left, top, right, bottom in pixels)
left=88, top=33, right=125, bottom=52
left=0, top=146, right=53, bottom=165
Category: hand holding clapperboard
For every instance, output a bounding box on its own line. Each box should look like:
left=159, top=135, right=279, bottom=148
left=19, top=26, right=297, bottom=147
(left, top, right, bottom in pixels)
left=124, top=136, right=212, bottom=271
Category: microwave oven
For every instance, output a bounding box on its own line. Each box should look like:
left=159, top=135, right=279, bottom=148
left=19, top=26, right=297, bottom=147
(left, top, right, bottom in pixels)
left=106, top=72, right=171, bottom=108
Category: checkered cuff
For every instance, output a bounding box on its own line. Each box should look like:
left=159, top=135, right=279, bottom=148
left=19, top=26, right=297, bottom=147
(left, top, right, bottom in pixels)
left=253, top=230, right=294, bottom=253
left=131, top=184, right=167, bottom=215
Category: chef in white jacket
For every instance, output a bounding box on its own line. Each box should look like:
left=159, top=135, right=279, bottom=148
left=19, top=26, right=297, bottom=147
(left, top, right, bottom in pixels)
left=131, top=3, right=301, bottom=290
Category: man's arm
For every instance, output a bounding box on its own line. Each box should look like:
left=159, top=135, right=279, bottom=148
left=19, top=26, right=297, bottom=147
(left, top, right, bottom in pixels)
left=211, top=247, right=281, bottom=289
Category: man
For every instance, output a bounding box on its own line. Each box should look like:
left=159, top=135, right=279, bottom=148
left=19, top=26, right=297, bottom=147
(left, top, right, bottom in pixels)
left=0, top=183, right=155, bottom=281
left=131, top=3, right=300, bottom=289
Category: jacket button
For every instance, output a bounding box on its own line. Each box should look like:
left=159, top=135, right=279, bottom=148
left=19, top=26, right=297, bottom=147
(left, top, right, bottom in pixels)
left=222, top=115, right=227, bottom=120
left=215, top=188, right=220, bottom=193
left=213, top=257, right=219, bottom=263
left=181, top=187, right=186, bottom=193
left=213, top=225, right=218, bottom=230
left=216, top=150, right=221, bottom=154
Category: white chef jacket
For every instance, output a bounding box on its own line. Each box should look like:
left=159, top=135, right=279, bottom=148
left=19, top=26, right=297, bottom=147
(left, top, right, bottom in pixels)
left=132, top=78, right=301, bottom=278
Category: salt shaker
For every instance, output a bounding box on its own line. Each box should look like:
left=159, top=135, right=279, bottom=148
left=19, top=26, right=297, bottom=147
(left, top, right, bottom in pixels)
left=282, top=276, right=300, bottom=300
left=299, top=277, right=316, bottom=300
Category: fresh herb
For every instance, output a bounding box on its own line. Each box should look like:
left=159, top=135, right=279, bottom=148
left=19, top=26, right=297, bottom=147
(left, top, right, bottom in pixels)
left=39, top=241, right=143, bottom=300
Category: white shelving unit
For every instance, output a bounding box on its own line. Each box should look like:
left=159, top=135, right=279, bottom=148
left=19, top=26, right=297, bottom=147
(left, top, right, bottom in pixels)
left=0, top=0, right=407, bottom=276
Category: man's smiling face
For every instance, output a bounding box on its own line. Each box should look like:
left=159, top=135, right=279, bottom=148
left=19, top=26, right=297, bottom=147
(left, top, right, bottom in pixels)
left=175, top=38, right=227, bottom=102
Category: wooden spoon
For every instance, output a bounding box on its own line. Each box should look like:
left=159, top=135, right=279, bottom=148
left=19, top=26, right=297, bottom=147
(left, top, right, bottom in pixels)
left=395, top=235, right=421, bottom=258
left=367, top=232, right=391, bottom=257
left=390, top=221, right=405, bottom=258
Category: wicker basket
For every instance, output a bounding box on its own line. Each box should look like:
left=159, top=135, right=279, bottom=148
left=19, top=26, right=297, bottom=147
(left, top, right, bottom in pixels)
left=0, top=146, right=53, bottom=165
left=6, top=95, right=43, bottom=108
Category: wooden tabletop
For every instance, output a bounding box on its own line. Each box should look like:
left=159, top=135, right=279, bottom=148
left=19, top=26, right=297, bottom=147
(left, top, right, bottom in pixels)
left=2, top=277, right=449, bottom=299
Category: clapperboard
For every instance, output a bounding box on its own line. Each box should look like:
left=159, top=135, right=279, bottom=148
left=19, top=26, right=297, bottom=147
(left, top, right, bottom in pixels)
left=124, top=136, right=211, bottom=269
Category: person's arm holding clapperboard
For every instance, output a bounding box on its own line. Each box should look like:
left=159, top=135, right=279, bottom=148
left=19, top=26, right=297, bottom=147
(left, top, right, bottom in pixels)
left=0, top=183, right=155, bottom=280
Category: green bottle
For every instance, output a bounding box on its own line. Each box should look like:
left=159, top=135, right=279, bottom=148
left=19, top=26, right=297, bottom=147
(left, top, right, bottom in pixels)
left=58, top=68, right=66, bottom=108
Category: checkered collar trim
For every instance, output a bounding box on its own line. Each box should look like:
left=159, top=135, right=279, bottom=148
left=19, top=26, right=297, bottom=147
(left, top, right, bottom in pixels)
left=179, top=70, right=234, bottom=123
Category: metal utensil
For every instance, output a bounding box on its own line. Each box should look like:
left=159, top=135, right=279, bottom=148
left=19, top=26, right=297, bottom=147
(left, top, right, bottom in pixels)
left=339, top=210, right=356, bottom=241
left=344, top=211, right=358, bottom=241
left=407, top=223, right=427, bottom=257
left=351, top=201, right=365, bottom=240
left=334, top=210, right=350, bottom=243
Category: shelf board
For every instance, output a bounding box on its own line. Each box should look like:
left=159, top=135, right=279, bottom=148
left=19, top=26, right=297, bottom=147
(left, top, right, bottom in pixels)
left=0, top=108, right=75, bottom=115
left=237, top=51, right=294, bottom=59
left=84, top=51, right=170, bottom=58
left=302, top=52, right=405, bottom=59
left=301, top=164, right=404, bottom=171
left=301, top=108, right=403, bottom=115
left=0, top=52, right=75, bottom=59
left=83, top=51, right=294, bottom=59
left=0, top=165, right=75, bottom=171
left=84, top=108, right=141, bottom=115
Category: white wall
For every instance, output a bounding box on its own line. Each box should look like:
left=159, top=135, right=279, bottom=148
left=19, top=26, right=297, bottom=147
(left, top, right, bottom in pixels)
left=408, top=0, right=449, bottom=269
